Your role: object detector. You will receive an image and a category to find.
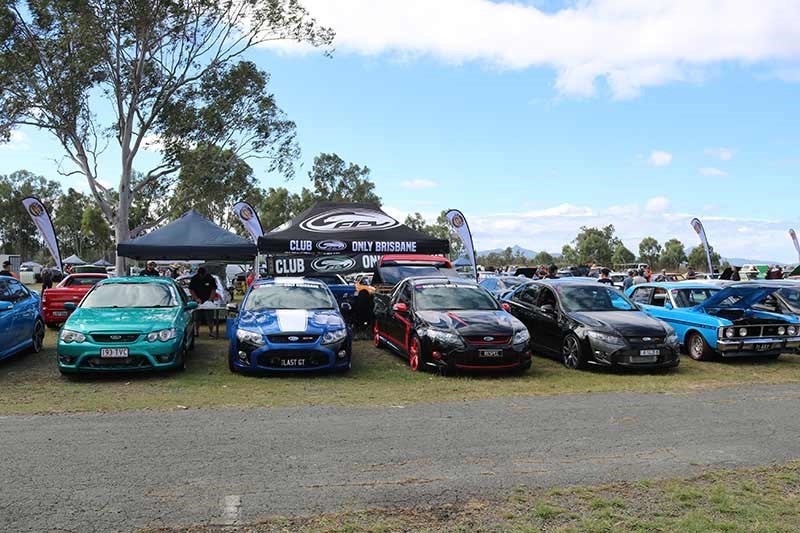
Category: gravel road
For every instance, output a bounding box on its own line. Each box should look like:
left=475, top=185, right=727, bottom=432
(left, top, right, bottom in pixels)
left=2, top=383, right=800, bottom=532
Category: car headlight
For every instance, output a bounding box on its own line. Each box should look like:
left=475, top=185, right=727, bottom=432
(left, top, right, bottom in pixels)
left=512, top=329, right=530, bottom=346
left=725, top=328, right=735, bottom=339
left=778, top=327, right=786, bottom=336
left=59, top=329, right=86, bottom=343
left=427, top=329, right=464, bottom=347
left=587, top=331, right=626, bottom=346
left=788, top=326, right=797, bottom=336
left=146, top=328, right=177, bottom=342
left=739, top=327, right=748, bottom=337
left=322, top=328, right=348, bottom=345
left=236, top=328, right=265, bottom=346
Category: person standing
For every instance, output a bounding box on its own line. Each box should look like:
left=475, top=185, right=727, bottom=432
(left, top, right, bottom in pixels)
left=140, top=261, right=160, bottom=277
left=686, top=266, right=697, bottom=280
left=189, top=267, right=217, bottom=338
left=41, top=265, right=53, bottom=291
left=0, top=261, right=16, bottom=279
left=597, top=268, right=614, bottom=285
left=633, top=269, right=648, bottom=286
left=546, top=264, right=559, bottom=279
left=623, top=270, right=636, bottom=291
left=731, top=266, right=741, bottom=281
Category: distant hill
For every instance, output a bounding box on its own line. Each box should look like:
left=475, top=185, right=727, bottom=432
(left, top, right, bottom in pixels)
left=723, top=257, right=795, bottom=267
left=477, top=245, right=559, bottom=259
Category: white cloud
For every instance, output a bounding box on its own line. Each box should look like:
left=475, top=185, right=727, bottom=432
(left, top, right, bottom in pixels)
left=399, top=178, right=438, bottom=190
left=648, top=150, right=673, bottom=167
left=699, top=167, right=727, bottom=176
left=704, top=147, right=734, bottom=160
left=268, top=0, right=800, bottom=98
left=140, top=134, right=165, bottom=152
left=0, top=130, right=30, bottom=151
left=645, top=196, right=671, bottom=213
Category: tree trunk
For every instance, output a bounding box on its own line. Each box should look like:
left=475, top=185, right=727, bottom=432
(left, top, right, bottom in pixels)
left=115, top=164, right=132, bottom=276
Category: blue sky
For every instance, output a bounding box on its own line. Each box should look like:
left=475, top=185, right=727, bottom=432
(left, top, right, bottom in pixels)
left=2, top=0, right=800, bottom=261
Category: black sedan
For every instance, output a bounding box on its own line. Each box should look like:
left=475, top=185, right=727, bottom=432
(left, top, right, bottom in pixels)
left=373, top=276, right=532, bottom=374
left=502, top=279, right=680, bottom=370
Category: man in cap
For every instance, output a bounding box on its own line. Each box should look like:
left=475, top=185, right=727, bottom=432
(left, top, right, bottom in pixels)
left=0, top=261, right=17, bottom=279
left=140, top=261, right=160, bottom=277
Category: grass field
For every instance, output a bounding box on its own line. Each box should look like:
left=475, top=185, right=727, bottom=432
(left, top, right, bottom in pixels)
left=143, top=461, right=800, bottom=532
left=2, top=326, right=800, bottom=415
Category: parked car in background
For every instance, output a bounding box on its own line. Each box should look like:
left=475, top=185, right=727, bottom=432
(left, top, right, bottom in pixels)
left=306, top=273, right=356, bottom=304
left=0, top=276, right=45, bottom=362
left=355, top=273, right=375, bottom=297
left=627, top=282, right=800, bottom=360
left=42, top=273, right=108, bottom=328
left=371, top=255, right=457, bottom=294
left=56, top=277, right=197, bottom=374
left=373, top=276, right=532, bottom=374
left=176, top=273, right=230, bottom=307
left=504, top=279, right=680, bottom=370
left=479, top=275, right=530, bottom=299
left=227, top=278, right=352, bottom=373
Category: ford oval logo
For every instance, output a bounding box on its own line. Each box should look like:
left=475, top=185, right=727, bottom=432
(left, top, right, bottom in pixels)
left=299, top=209, right=400, bottom=233
left=288, top=336, right=299, bottom=342
left=316, top=239, right=347, bottom=252
left=110, top=335, right=122, bottom=340
left=483, top=336, right=494, bottom=342
left=642, top=337, right=652, bottom=342
left=310, top=256, right=357, bottom=273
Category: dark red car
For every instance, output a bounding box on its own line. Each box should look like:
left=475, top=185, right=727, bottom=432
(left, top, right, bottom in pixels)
left=42, top=273, right=108, bottom=327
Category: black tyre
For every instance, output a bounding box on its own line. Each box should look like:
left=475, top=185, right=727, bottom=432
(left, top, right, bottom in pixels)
left=29, top=320, right=45, bottom=354
left=687, top=332, right=714, bottom=361
left=562, top=334, right=586, bottom=370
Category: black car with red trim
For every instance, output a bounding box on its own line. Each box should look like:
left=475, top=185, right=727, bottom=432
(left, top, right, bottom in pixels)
left=373, top=276, right=532, bottom=374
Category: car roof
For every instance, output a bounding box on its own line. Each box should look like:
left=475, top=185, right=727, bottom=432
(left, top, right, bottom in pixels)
left=404, top=275, right=475, bottom=286
left=100, top=276, right=175, bottom=284
left=378, top=255, right=452, bottom=267
left=254, top=277, right=326, bottom=287
left=631, top=282, right=719, bottom=290
left=535, top=278, right=605, bottom=287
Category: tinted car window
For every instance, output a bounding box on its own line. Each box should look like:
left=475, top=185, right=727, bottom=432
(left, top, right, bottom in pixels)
left=557, top=285, right=636, bottom=312
left=66, top=276, right=105, bottom=287
left=414, top=284, right=497, bottom=311
left=7, top=280, right=28, bottom=302
left=514, top=285, right=540, bottom=305
left=0, top=279, right=13, bottom=302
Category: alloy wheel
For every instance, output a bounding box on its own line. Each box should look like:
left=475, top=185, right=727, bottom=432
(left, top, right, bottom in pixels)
left=562, top=336, right=580, bottom=369
left=409, top=337, right=421, bottom=371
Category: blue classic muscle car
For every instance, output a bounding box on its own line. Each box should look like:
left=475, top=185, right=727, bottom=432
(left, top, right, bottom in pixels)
left=627, top=282, right=800, bottom=360
left=227, top=277, right=352, bottom=373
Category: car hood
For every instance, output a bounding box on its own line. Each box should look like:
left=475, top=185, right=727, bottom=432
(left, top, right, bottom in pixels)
left=569, top=310, right=667, bottom=336
left=238, top=309, right=344, bottom=335
left=416, top=310, right=519, bottom=335
left=696, top=286, right=779, bottom=311
left=66, top=307, right=179, bottom=332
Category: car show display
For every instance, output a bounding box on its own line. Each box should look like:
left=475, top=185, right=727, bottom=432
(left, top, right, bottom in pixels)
left=42, top=273, right=108, bottom=328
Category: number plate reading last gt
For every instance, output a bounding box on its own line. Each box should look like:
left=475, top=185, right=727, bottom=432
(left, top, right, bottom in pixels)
left=755, top=343, right=772, bottom=352
left=100, top=348, right=129, bottom=358
left=479, top=349, right=503, bottom=358
left=281, top=358, right=306, bottom=367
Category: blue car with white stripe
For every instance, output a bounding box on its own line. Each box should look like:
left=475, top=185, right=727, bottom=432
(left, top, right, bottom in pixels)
left=227, top=278, right=352, bottom=373
left=627, top=282, right=800, bottom=361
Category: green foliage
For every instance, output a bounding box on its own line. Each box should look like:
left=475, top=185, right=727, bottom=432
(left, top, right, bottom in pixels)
left=565, top=225, right=620, bottom=266
left=80, top=204, right=112, bottom=257
left=612, top=244, right=636, bottom=266
left=53, top=188, right=89, bottom=258
left=661, top=238, right=687, bottom=269
left=533, top=251, right=555, bottom=265
left=0, top=170, right=61, bottom=258
left=687, top=244, right=721, bottom=272
left=638, top=236, right=662, bottom=267
left=403, top=211, right=465, bottom=260
left=307, top=153, right=381, bottom=205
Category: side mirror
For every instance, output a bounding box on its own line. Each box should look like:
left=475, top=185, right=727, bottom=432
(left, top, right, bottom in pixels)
left=63, top=302, right=76, bottom=311
left=541, top=304, right=556, bottom=315
left=186, top=301, right=199, bottom=310
left=393, top=302, right=408, bottom=314
left=0, top=301, right=12, bottom=312
left=340, top=302, right=352, bottom=313
left=501, top=302, right=511, bottom=312
left=225, top=302, right=238, bottom=313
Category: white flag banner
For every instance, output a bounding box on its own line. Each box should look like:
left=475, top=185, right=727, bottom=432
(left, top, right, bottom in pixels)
left=445, top=209, right=478, bottom=281
left=22, top=197, right=62, bottom=272
left=233, top=201, right=264, bottom=243
left=790, top=229, right=800, bottom=262
left=690, top=217, right=714, bottom=275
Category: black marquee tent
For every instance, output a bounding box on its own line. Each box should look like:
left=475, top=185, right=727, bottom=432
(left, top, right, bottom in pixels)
left=117, top=209, right=257, bottom=261
left=258, top=202, right=449, bottom=255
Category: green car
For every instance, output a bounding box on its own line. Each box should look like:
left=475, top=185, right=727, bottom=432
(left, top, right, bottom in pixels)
left=57, top=277, right=198, bottom=374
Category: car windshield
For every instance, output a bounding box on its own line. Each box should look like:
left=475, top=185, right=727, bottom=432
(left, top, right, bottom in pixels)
left=82, top=283, right=178, bottom=308
left=557, top=285, right=636, bottom=312
left=414, top=283, right=498, bottom=311
left=66, top=276, right=105, bottom=287
left=244, top=284, right=335, bottom=310
left=672, top=288, right=719, bottom=308
left=379, top=266, right=455, bottom=285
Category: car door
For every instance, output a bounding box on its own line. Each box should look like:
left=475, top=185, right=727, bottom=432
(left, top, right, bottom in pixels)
left=0, top=279, right=15, bottom=355
left=506, top=284, right=540, bottom=338
left=532, top=286, right=562, bottom=354
left=7, top=280, right=36, bottom=346
left=385, top=282, right=413, bottom=351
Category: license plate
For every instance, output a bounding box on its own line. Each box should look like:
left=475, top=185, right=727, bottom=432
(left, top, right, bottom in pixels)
left=100, top=348, right=129, bottom=358
left=755, top=343, right=772, bottom=352
left=639, top=349, right=660, bottom=356
left=281, top=358, right=306, bottom=367
left=52, top=311, right=69, bottom=317
left=479, top=349, right=503, bottom=358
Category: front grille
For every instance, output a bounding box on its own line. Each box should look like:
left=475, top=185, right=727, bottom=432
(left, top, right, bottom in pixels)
left=80, top=356, right=151, bottom=369
left=256, top=350, right=330, bottom=368
left=464, top=335, right=511, bottom=345
left=267, top=334, right=319, bottom=344
left=625, top=336, right=665, bottom=346
left=91, top=333, right=140, bottom=343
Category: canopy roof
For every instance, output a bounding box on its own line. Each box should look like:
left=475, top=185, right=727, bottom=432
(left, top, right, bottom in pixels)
left=93, top=259, right=112, bottom=266
left=63, top=254, right=87, bottom=265
left=258, top=201, right=449, bottom=255
left=117, top=209, right=257, bottom=261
